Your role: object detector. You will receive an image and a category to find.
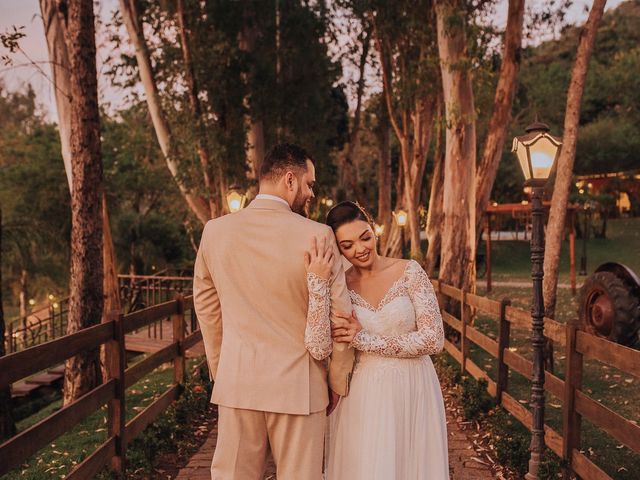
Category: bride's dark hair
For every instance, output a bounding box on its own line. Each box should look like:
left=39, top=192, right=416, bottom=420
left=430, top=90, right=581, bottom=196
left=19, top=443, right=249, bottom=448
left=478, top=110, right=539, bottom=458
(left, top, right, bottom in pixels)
left=326, top=201, right=374, bottom=233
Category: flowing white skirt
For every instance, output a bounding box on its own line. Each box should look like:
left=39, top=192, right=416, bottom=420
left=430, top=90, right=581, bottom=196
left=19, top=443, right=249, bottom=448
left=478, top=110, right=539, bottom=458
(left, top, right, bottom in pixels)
left=325, top=353, right=449, bottom=479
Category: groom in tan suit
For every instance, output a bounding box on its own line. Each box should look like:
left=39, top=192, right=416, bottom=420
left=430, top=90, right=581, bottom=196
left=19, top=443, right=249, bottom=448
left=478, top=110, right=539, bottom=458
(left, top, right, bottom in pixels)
left=193, top=144, right=354, bottom=479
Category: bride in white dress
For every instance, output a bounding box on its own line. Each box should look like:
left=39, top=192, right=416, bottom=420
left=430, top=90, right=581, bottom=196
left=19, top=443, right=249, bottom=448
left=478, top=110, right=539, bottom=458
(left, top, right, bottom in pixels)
left=304, top=201, right=449, bottom=480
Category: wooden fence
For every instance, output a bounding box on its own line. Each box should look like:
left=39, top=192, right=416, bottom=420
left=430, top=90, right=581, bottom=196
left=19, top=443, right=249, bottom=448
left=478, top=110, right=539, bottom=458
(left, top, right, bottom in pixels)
left=0, top=295, right=203, bottom=478
left=432, top=280, right=640, bottom=479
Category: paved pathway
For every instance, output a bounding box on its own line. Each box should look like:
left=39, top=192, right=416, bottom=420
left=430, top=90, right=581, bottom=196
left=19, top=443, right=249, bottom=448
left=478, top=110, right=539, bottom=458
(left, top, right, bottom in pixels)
left=175, top=403, right=495, bottom=479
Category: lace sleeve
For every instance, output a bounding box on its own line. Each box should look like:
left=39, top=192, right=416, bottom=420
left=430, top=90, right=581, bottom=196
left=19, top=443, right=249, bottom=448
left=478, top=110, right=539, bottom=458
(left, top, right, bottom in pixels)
left=305, top=272, right=333, bottom=360
left=350, top=261, right=445, bottom=358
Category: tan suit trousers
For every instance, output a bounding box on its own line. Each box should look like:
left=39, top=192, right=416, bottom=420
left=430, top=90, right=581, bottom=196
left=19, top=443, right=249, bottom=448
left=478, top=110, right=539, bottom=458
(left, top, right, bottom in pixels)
left=211, top=406, right=325, bottom=480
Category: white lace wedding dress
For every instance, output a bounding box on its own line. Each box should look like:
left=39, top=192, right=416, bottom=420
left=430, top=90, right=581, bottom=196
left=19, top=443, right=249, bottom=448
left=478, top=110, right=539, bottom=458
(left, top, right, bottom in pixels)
left=306, top=260, right=449, bottom=479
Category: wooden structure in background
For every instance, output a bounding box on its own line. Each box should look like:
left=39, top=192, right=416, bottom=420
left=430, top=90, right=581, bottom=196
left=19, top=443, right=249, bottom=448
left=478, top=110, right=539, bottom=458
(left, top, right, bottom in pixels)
left=483, top=202, right=578, bottom=294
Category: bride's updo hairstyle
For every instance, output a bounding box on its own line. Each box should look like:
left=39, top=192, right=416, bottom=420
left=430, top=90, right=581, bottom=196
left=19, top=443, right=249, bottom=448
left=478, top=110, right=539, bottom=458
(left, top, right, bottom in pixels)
left=326, top=201, right=374, bottom=233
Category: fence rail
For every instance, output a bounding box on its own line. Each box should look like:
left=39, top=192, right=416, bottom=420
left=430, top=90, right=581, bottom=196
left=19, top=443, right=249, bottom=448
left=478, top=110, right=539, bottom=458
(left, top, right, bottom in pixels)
left=432, top=279, right=640, bottom=480
left=0, top=294, right=201, bottom=478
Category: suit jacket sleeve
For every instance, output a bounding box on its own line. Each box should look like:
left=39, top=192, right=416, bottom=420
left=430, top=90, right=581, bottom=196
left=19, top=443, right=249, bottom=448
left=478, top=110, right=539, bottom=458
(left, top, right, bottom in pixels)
left=193, top=224, right=223, bottom=381
left=325, top=226, right=356, bottom=396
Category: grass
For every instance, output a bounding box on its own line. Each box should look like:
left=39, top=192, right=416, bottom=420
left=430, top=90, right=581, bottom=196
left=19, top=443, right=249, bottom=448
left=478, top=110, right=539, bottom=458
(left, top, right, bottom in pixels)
left=0, top=356, right=208, bottom=480
left=484, top=217, right=640, bottom=283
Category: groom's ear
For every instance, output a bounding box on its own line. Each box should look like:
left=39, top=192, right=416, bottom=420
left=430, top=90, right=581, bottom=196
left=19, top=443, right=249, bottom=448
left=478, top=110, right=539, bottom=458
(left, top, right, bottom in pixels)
left=284, top=170, right=297, bottom=190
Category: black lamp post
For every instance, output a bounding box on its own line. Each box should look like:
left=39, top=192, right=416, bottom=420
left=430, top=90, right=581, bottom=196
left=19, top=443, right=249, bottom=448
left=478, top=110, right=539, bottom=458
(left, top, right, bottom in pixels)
left=512, top=121, right=562, bottom=480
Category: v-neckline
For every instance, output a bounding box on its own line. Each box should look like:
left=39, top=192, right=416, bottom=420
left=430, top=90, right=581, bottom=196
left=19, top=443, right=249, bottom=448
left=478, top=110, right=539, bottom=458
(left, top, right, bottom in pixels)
left=348, top=261, right=412, bottom=312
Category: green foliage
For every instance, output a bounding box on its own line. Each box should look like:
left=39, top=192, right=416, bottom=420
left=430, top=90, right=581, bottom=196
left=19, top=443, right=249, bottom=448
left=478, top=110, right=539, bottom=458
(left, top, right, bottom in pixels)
left=461, top=376, right=495, bottom=420
left=101, top=104, right=195, bottom=274
left=107, top=372, right=212, bottom=478
left=0, top=85, right=70, bottom=306
left=107, top=0, right=348, bottom=196
left=487, top=408, right=563, bottom=478
left=486, top=408, right=531, bottom=475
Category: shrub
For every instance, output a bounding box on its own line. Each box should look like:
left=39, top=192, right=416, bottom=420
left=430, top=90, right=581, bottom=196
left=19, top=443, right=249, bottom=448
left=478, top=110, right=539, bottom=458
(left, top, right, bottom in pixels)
left=461, top=376, right=495, bottom=420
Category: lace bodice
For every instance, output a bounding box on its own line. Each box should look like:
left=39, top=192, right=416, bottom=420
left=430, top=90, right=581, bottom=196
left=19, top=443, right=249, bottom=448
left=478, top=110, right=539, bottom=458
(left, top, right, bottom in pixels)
left=349, top=260, right=444, bottom=358
left=305, top=260, right=444, bottom=361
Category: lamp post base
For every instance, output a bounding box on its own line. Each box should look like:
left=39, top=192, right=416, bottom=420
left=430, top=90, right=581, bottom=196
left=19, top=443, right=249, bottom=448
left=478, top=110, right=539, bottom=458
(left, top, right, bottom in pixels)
left=525, top=452, right=541, bottom=480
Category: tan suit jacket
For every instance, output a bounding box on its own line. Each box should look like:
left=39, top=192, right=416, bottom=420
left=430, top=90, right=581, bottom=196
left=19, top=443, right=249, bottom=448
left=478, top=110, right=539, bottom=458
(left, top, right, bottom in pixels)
left=193, top=198, right=355, bottom=415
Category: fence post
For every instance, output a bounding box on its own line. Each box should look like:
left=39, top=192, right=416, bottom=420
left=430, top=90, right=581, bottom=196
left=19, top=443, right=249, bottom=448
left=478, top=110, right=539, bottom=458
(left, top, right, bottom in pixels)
left=172, top=295, right=186, bottom=386
left=562, top=321, right=583, bottom=478
left=106, top=311, right=126, bottom=478
left=496, top=298, right=511, bottom=405
left=460, top=289, right=468, bottom=374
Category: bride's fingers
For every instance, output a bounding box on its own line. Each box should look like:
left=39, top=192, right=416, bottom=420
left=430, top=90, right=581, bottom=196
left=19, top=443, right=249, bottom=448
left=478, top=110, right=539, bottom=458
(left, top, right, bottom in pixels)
left=319, top=236, right=326, bottom=258
left=311, top=236, right=319, bottom=258
left=332, top=318, right=349, bottom=328
left=334, top=335, right=352, bottom=343
left=304, top=251, right=311, bottom=269
left=324, top=248, right=334, bottom=264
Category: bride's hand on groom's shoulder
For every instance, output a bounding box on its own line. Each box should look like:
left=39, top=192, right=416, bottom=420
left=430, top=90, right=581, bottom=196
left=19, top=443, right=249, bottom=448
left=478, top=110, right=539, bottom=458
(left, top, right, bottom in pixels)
left=304, top=235, right=334, bottom=280
left=332, top=312, right=362, bottom=344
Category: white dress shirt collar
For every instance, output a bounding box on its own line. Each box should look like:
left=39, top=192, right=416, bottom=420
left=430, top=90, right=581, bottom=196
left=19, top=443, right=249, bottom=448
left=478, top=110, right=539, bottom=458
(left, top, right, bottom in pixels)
left=255, top=194, right=290, bottom=208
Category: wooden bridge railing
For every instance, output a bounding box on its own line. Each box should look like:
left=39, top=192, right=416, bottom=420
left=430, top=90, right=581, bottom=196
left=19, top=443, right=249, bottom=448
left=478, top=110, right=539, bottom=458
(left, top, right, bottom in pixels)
left=4, top=274, right=193, bottom=354
left=0, top=294, right=203, bottom=479
left=432, top=280, right=640, bottom=480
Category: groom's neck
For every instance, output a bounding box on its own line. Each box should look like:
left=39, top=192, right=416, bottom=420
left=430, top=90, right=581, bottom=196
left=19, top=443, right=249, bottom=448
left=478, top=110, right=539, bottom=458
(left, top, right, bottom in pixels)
left=258, top=183, right=288, bottom=203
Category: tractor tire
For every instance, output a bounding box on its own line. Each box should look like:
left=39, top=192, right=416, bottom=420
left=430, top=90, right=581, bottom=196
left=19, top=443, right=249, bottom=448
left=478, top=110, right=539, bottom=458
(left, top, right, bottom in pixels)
left=579, top=271, right=640, bottom=348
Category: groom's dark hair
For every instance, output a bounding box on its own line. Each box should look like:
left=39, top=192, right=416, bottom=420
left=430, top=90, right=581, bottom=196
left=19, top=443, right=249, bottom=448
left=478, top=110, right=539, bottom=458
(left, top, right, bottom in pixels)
left=259, top=143, right=314, bottom=182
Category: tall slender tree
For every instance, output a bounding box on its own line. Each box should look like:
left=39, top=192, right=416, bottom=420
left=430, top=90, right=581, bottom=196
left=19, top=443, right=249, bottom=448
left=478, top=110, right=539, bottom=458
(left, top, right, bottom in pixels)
left=425, top=96, right=444, bottom=276
left=543, top=0, right=607, bottom=318
left=475, top=0, right=526, bottom=232
left=119, top=0, right=211, bottom=224
left=176, top=0, right=220, bottom=216
left=373, top=1, right=439, bottom=259
left=63, top=0, right=104, bottom=405
left=435, top=0, right=476, bottom=293
left=239, top=0, right=265, bottom=184
left=40, top=0, right=121, bottom=360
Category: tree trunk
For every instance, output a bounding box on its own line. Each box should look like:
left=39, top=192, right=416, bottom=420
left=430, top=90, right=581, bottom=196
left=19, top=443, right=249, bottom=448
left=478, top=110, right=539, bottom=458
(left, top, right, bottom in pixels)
left=177, top=0, right=220, bottom=217
left=377, top=116, right=392, bottom=253
left=239, top=1, right=265, bottom=185
left=119, top=0, right=210, bottom=224
left=63, top=0, right=104, bottom=406
left=436, top=0, right=476, bottom=293
left=342, top=24, right=371, bottom=203
left=39, top=0, right=73, bottom=192
left=475, top=0, right=525, bottom=233
left=382, top=161, right=405, bottom=259
left=0, top=208, right=17, bottom=440
left=404, top=97, right=436, bottom=260
left=374, top=20, right=432, bottom=260
left=543, top=0, right=607, bottom=318
left=425, top=99, right=444, bottom=276
left=41, top=1, right=122, bottom=376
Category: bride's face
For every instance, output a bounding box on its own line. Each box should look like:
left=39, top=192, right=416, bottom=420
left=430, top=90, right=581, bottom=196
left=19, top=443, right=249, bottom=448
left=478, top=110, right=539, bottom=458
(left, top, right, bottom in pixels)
left=335, top=220, right=377, bottom=268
